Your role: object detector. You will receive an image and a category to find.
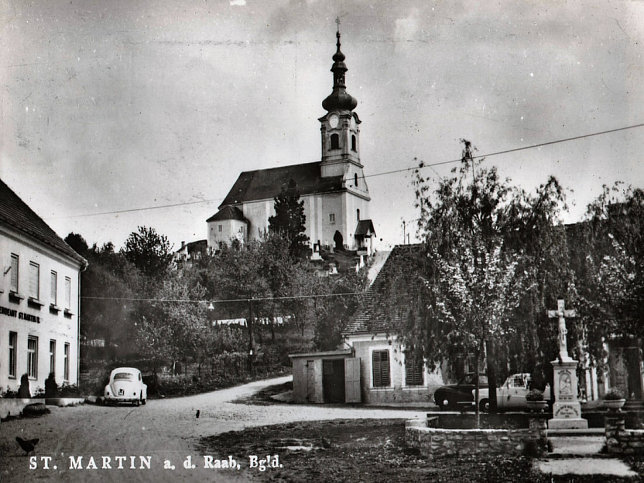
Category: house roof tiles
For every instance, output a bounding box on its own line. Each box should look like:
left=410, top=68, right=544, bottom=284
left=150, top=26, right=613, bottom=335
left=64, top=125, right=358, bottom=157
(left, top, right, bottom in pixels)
left=343, top=244, right=424, bottom=336
left=0, top=178, right=87, bottom=266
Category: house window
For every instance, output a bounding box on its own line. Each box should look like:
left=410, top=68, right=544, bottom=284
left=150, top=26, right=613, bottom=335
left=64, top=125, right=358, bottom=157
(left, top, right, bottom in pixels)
left=64, top=277, right=71, bottom=309
left=330, top=133, right=339, bottom=150
left=405, top=352, right=424, bottom=386
left=329, top=213, right=336, bottom=225
left=351, top=134, right=357, bottom=151
left=218, top=224, right=222, bottom=232
left=64, top=343, right=70, bottom=382
left=357, top=209, right=360, bottom=221
left=10, top=254, right=19, bottom=292
left=50, top=271, right=57, bottom=305
left=49, top=340, right=56, bottom=376
left=29, top=262, right=39, bottom=299
left=27, top=336, right=38, bottom=379
left=9, top=332, right=17, bottom=378
left=372, top=350, right=390, bottom=387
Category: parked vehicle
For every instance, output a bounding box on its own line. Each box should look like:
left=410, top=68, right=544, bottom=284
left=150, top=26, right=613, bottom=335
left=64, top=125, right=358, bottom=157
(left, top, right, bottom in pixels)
left=104, top=367, right=147, bottom=406
left=476, top=373, right=551, bottom=412
left=433, top=373, right=489, bottom=410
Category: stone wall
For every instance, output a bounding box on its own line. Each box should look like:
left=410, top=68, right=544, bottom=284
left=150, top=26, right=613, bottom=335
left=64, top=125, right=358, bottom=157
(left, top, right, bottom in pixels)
left=605, top=416, right=644, bottom=455
left=405, top=418, right=548, bottom=458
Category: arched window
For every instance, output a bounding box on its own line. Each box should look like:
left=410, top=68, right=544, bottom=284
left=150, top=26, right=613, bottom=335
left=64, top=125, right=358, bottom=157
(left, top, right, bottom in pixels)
left=351, top=135, right=357, bottom=151
left=354, top=173, right=358, bottom=187
left=330, top=133, right=339, bottom=150
left=357, top=209, right=360, bottom=221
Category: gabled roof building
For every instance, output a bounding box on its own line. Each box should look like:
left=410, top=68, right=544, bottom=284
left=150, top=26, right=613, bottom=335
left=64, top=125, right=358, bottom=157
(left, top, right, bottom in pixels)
left=207, top=28, right=375, bottom=254
left=0, top=178, right=86, bottom=397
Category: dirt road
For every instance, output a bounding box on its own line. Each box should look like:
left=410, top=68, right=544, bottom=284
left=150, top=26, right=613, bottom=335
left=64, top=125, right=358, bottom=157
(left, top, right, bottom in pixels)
left=0, top=376, right=426, bottom=482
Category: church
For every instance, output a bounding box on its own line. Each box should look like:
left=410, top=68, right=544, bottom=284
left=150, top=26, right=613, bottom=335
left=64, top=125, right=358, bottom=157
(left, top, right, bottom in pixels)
left=207, top=28, right=375, bottom=255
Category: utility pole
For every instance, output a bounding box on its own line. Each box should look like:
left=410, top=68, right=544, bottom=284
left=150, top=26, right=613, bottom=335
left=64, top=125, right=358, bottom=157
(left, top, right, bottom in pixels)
left=247, top=297, right=255, bottom=374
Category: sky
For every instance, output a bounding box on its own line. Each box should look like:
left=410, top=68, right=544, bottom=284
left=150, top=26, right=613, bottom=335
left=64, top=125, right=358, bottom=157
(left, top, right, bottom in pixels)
left=1, top=0, right=643, bottom=251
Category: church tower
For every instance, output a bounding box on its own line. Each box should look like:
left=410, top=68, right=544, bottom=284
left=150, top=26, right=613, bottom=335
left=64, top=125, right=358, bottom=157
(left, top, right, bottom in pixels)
left=319, top=24, right=365, bottom=190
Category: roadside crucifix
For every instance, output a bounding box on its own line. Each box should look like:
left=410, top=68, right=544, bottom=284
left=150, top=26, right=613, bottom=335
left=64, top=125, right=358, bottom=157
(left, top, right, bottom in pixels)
left=546, top=298, right=588, bottom=429
left=547, top=299, right=576, bottom=361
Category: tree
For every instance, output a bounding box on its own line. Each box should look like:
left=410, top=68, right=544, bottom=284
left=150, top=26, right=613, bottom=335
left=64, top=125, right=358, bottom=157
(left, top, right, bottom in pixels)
left=403, top=140, right=571, bottom=414
left=268, top=179, right=309, bottom=257
left=574, top=184, right=643, bottom=360
left=64, top=232, right=89, bottom=257
left=134, top=275, right=209, bottom=375
left=122, top=226, right=174, bottom=279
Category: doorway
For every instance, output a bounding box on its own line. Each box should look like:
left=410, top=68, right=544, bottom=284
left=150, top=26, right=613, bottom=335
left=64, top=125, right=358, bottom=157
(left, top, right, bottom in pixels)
left=322, top=359, right=345, bottom=403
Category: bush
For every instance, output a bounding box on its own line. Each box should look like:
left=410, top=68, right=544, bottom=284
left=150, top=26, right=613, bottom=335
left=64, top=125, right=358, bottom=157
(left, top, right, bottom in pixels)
left=604, top=388, right=625, bottom=400
left=45, top=373, right=58, bottom=398
left=59, top=384, right=81, bottom=397
left=526, top=389, right=544, bottom=401
left=18, top=374, right=31, bottom=398
left=1, top=387, right=19, bottom=398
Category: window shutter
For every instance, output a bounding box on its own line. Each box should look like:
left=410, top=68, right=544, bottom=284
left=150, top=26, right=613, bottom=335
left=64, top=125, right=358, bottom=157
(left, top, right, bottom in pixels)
left=10, top=255, right=18, bottom=291
left=381, top=351, right=390, bottom=386
left=29, top=262, right=39, bottom=299
left=65, top=277, right=71, bottom=308
left=372, top=352, right=381, bottom=387
left=50, top=271, right=57, bottom=304
left=372, top=350, right=390, bottom=387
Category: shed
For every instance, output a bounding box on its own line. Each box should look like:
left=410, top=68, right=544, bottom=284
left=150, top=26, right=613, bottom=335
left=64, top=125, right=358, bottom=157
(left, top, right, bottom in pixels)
left=289, top=349, right=361, bottom=404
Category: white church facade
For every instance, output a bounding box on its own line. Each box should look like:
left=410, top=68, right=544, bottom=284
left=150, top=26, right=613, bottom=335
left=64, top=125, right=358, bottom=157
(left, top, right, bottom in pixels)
left=207, top=29, right=375, bottom=254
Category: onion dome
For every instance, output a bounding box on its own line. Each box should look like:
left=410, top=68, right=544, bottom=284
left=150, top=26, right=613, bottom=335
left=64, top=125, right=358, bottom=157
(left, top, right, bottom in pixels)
left=322, top=28, right=358, bottom=112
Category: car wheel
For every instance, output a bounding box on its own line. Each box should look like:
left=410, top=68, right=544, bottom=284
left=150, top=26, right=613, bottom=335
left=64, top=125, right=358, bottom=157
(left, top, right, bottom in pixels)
left=134, top=399, right=140, bottom=407
left=479, top=399, right=490, bottom=413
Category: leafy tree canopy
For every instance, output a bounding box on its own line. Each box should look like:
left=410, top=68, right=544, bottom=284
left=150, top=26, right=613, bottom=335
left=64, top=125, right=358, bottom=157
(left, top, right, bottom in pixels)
left=122, top=226, right=174, bottom=279
left=268, top=179, right=309, bottom=258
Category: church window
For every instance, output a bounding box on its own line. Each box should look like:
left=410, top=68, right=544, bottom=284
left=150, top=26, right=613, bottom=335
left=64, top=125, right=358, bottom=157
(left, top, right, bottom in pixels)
left=351, top=135, right=357, bottom=151
left=354, top=173, right=358, bottom=187
left=329, top=213, right=335, bottom=224
left=372, top=350, right=390, bottom=387
left=356, top=209, right=360, bottom=221
left=330, top=133, right=339, bottom=150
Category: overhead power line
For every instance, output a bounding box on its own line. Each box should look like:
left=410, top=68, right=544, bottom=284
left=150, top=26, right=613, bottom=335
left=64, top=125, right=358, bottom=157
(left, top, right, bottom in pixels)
left=49, top=198, right=222, bottom=220
left=48, top=122, right=644, bottom=220
left=363, top=122, right=644, bottom=180
left=81, top=291, right=364, bottom=304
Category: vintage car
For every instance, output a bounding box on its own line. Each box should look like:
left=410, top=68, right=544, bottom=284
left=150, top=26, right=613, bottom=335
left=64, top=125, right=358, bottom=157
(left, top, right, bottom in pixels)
left=433, top=373, right=489, bottom=410
left=475, top=373, right=551, bottom=412
left=104, top=367, right=147, bottom=406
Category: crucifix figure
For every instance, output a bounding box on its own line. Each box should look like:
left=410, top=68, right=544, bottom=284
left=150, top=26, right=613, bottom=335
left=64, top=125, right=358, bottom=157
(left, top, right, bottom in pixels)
left=547, top=299, right=577, bottom=361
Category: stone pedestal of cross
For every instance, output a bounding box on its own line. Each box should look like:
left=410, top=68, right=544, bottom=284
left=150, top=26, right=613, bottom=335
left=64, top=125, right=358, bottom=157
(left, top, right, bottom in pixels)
left=547, top=299, right=588, bottom=430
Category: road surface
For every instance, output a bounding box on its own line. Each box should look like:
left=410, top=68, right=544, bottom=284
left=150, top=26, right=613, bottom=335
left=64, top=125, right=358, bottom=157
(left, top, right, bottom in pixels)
left=0, top=376, right=426, bottom=482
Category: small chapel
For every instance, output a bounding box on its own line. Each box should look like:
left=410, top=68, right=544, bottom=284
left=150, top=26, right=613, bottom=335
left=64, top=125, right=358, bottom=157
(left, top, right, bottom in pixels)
left=206, top=27, right=375, bottom=255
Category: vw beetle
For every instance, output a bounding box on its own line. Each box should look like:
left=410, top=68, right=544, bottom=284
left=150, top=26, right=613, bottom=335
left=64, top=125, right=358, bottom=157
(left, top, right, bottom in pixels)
left=104, top=367, right=147, bottom=406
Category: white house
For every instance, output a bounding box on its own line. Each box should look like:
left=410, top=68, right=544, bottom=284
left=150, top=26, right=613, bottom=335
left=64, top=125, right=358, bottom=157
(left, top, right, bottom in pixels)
left=0, top=178, right=86, bottom=394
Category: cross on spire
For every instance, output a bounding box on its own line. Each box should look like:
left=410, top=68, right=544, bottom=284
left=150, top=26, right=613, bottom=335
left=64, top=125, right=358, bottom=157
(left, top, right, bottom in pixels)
left=547, top=299, right=577, bottom=361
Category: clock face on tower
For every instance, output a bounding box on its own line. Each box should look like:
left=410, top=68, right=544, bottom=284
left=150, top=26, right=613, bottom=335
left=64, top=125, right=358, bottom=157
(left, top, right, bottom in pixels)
left=328, top=114, right=339, bottom=128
